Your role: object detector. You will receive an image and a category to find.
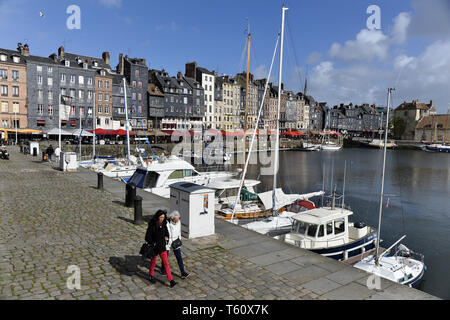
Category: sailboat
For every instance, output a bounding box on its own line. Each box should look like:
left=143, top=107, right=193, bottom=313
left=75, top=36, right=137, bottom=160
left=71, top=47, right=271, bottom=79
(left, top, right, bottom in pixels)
left=353, top=88, right=426, bottom=287
left=218, top=6, right=324, bottom=222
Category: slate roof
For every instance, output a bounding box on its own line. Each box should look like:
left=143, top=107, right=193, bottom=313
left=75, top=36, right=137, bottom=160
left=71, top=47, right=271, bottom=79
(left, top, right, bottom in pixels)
left=0, top=48, right=26, bottom=65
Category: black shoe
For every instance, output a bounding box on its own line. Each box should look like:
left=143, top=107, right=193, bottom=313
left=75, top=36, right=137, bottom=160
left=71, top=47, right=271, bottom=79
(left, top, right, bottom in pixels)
left=149, top=276, right=156, bottom=284
left=160, top=268, right=166, bottom=275
left=181, top=272, right=190, bottom=279
left=170, top=280, right=177, bottom=288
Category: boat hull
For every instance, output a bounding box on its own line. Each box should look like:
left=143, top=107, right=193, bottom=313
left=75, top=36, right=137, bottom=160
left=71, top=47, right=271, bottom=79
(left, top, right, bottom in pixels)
left=311, top=231, right=378, bottom=261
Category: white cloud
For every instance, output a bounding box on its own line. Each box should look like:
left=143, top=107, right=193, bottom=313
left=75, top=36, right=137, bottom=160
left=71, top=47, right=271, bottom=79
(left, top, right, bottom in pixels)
left=306, top=51, right=322, bottom=64
left=254, top=64, right=268, bottom=79
left=98, top=0, right=122, bottom=8
left=392, top=12, right=412, bottom=44
left=329, top=29, right=390, bottom=62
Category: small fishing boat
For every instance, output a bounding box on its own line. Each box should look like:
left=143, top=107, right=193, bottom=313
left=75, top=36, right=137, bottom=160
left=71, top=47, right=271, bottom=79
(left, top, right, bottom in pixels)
left=367, top=139, right=397, bottom=149
left=320, top=142, right=343, bottom=151
left=275, top=205, right=377, bottom=261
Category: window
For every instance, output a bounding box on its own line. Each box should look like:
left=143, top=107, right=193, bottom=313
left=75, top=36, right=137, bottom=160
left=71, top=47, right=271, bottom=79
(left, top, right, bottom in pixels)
left=88, top=90, right=93, bottom=100
left=1, top=85, right=8, bottom=96
left=61, top=88, right=67, bottom=96
left=1, top=119, right=8, bottom=128
left=138, top=93, right=142, bottom=101
left=334, top=219, right=345, bottom=235
left=47, top=90, right=53, bottom=100
left=1, top=101, right=8, bottom=112
left=138, top=106, right=142, bottom=114
left=37, top=75, right=43, bottom=85
left=98, top=93, right=103, bottom=101
left=138, top=81, right=142, bottom=89
left=168, top=170, right=184, bottom=180
left=47, top=77, right=53, bottom=86
left=87, top=77, right=93, bottom=85
left=80, top=107, right=84, bottom=116
left=105, top=94, right=109, bottom=101
left=0, top=69, right=6, bottom=79
left=105, top=81, right=109, bottom=89
left=70, top=106, right=76, bottom=116
left=98, top=80, right=102, bottom=88
left=12, top=70, right=19, bottom=81
left=307, top=224, right=318, bottom=237
left=98, top=106, right=102, bottom=114
left=48, top=105, right=53, bottom=116
left=97, top=118, right=101, bottom=125
left=100, top=70, right=106, bottom=76
left=70, top=89, right=76, bottom=98
left=184, top=97, right=188, bottom=104
left=61, top=73, right=66, bottom=83
left=79, top=90, right=85, bottom=100
left=70, top=75, right=76, bottom=84
left=105, top=118, right=109, bottom=125
left=79, top=76, right=84, bottom=85
left=37, top=65, right=42, bottom=72
left=120, top=98, right=124, bottom=104
left=132, top=81, right=136, bottom=88
left=135, top=69, right=140, bottom=78
left=12, top=56, right=20, bottom=63
left=132, top=93, right=136, bottom=100
left=48, top=67, right=53, bottom=73
left=0, top=55, right=6, bottom=62
left=105, top=106, right=109, bottom=114
left=317, top=225, right=325, bottom=238
left=37, top=105, right=43, bottom=115
left=12, top=86, right=19, bottom=97
left=13, top=102, right=19, bottom=114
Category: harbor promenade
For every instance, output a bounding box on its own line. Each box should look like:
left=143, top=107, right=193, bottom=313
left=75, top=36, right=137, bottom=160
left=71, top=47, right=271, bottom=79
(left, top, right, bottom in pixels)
left=0, top=147, right=439, bottom=300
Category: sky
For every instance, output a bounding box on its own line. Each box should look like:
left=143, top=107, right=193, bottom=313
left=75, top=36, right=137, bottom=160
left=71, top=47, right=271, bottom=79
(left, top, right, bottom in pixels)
left=1, top=0, right=450, bottom=113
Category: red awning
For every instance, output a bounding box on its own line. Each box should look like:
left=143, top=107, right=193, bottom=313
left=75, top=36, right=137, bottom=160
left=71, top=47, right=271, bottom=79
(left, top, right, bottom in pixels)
left=283, top=130, right=306, bottom=137
left=37, top=120, right=46, bottom=125
left=112, top=129, right=135, bottom=136
left=90, top=129, right=115, bottom=135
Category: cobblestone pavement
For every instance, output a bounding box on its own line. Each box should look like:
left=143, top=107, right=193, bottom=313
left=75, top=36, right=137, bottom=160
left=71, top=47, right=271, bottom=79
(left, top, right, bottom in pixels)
left=0, top=148, right=318, bottom=300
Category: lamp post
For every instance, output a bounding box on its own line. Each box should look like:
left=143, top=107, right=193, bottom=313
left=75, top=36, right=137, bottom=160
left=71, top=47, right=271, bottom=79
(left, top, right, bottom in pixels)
left=14, top=111, right=18, bottom=145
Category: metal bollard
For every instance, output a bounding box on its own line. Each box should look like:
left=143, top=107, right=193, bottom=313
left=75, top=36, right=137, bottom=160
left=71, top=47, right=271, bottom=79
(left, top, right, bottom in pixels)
left=97, top=172, right=104, bottom=190
left=125, top=182, right=136, bottom=208
left=134, top=195, right=144, bottom=225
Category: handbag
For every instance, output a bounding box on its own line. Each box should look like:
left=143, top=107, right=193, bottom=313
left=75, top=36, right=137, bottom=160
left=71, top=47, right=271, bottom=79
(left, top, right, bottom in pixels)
left=171, top=237, right=182, bottom=250
left=140, top=242, right=155, bottom=259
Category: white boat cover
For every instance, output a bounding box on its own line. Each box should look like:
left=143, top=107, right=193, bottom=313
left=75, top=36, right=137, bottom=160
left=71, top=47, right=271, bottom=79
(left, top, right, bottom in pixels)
left=257, top=189, right=325, bottom=210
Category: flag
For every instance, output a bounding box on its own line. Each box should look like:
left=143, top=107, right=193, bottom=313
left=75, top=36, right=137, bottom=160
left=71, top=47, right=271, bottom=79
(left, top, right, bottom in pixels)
left=385, top=198, right=390, bottom=208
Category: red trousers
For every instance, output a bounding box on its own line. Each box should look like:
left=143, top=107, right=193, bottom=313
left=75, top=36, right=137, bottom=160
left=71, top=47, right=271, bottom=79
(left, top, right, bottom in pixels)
left=149, top=251, right=173, bottom=282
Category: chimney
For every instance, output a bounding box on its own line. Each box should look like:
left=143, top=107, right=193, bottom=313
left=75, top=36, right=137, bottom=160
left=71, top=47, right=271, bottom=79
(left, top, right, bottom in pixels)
left=58, top=46, right=65, bottom=59
left=281, top=83, right=284, bottom=91
left=430, top=100, right=433, bottom=106
left=102, top=52, right=110, bottom=67
left=117, top=54, right=124, bottom=75
left=17, top=43, right=24, bottom=55
left=23, top=44, right=29, bottom=57
left=177, top=72, right=183, bottom=79
left=49, top=53, right=57, bottom=63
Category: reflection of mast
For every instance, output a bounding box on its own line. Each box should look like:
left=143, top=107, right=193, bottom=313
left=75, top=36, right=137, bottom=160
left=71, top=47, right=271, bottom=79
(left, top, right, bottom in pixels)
left=444, top=108, right=449, bottom=145
left=243, top=21, right=251, bottom=169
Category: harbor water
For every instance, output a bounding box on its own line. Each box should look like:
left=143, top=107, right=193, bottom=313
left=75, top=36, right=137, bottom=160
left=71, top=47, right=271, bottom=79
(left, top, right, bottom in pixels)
left=239, top=148, right=450, bottom=299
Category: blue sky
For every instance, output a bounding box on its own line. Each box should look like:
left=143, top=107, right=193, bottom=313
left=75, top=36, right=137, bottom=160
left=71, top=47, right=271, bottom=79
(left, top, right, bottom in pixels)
left=1, top=0, right=450, bottom=112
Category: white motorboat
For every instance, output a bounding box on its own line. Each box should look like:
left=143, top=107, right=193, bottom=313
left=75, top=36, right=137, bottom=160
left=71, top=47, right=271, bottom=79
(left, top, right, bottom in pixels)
left=368, top=139, right=397, bottom=149
left=127, top=156, right=237, bottom=198
left=320, top=141, right=343, bottom=151
left=207, top=178, right=261, bottom=210
left=276, top=206, right=377, bottom=261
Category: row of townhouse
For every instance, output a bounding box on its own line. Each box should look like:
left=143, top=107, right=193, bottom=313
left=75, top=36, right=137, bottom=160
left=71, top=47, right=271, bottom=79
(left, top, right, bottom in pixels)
left=0, top=42, right=324, bottom=134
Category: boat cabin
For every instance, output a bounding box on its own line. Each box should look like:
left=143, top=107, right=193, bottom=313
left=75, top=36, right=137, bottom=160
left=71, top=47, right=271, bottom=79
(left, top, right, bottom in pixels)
left=285, top=207, right=357, bottom=249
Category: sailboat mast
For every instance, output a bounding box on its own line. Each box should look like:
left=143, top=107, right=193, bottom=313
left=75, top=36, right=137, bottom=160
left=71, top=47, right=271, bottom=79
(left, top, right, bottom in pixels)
left=272, top=5, right=288, bottom=216
left=93, top=93, right=96, bottom=163
left=123, top=78, right=131, bottom=162
left=375, top=87, right=394, bottom=266
left=243, top=27, right=251, bottom=168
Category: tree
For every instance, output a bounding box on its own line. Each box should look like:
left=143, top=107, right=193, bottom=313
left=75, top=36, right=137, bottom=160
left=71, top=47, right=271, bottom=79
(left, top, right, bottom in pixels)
left=390, top=116, right=406, bottom=140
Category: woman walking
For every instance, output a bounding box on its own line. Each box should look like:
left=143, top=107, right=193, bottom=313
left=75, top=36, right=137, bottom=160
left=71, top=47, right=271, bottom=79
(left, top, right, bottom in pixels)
left=145, top=210, right=177, bottom=288
left=161, top=210, right=190, bottom=279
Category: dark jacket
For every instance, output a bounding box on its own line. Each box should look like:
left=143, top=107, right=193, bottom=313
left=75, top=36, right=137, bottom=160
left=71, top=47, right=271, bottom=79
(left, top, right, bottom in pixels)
left=145, top=219, right=169, bottom=256
left=47, top=146, right=54, bottom=155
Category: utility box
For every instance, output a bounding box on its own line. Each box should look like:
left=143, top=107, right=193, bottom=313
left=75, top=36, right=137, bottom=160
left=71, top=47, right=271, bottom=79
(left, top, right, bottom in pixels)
left=29, top=142, right=39, bottom=156
left=60, top=152, right=79, bottom=172
left=170, top=182, right=215, bottom=239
